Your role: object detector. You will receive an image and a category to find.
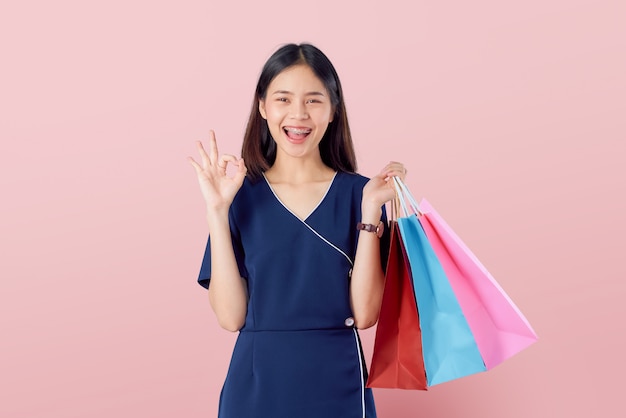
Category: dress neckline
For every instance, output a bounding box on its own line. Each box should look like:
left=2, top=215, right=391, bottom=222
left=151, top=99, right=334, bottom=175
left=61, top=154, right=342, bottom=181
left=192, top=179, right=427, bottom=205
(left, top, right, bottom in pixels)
left=262, top=171, right=339, bottom=222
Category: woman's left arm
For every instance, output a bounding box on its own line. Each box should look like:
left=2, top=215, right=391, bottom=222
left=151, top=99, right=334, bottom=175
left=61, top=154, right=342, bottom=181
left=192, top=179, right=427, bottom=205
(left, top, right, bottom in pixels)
left=350, top=162, right=406, bottom=329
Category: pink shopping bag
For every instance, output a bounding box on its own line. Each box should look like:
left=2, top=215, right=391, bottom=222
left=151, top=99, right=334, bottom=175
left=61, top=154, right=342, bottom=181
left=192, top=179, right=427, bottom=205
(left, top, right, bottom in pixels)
left=418, top=199, right=538, bottom=369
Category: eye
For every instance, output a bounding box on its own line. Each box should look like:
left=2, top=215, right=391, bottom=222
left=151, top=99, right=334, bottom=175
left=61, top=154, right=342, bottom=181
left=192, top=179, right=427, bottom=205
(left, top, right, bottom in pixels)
left=276, top=97, right=288, bottom=103
left=306, top=99, right=321, bottom=104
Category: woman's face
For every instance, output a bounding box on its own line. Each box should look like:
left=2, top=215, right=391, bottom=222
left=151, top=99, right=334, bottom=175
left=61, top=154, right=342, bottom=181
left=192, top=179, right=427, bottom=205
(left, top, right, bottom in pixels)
left=259, top=64, right=334, bottom=162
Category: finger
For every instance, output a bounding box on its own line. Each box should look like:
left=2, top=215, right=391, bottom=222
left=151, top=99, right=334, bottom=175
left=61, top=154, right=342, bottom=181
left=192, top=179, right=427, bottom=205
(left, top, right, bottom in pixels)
left=381, top=169, right=403, bottom=178
left=196, top=141, right=211, bottom=168
left=188, top=156, right=203, bottom=174
left=385, top=169, right=406, bottom=178
left=238, top=158, right=247, bottom=173
left=383, top=164, right=407, bottom=179
left=217, top=154, right=239, bottom=173
left=380, top=162, right=401, bottom=174
left=219, top=154, right=239, bottom=164
left=385, top=163, right=406, bottom=171
left=208, top=130, right=219, bottom=165
left=234, top=158, right=247, bottom=183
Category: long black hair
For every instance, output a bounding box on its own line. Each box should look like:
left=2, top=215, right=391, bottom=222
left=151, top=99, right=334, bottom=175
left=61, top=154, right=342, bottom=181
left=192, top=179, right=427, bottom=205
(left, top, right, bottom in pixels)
left=241, top=43, right=357, bottom=181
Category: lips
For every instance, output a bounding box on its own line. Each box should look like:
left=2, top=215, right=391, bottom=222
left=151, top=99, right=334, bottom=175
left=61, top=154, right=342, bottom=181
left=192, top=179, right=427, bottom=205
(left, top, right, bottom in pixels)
left=283, top=126, right=312, bottom=143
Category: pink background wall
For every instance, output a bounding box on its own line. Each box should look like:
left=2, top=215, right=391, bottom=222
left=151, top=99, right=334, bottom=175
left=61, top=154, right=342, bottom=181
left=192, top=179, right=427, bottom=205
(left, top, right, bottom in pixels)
left=1, top=1, right=624, bottom=417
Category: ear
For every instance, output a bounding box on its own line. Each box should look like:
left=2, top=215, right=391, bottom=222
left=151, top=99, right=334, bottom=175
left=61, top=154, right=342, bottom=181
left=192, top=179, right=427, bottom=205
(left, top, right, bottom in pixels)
left=329, top=106, right=335, bottom=123
left=259, top=99, right=267, bottom=119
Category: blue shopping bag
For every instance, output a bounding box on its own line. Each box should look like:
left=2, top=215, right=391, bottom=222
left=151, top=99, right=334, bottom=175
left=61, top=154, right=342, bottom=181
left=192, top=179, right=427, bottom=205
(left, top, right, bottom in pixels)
left=393, top=178, right=486, bottom=386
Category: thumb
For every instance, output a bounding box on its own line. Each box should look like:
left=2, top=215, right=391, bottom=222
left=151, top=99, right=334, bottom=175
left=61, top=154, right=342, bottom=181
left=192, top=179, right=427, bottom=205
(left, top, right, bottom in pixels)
left=234, top=159, right=247, bottom=181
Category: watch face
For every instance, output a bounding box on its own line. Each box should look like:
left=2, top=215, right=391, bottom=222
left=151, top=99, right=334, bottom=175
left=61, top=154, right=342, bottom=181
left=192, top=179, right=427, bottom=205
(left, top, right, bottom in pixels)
left=376, top=221, right=384, bottom=238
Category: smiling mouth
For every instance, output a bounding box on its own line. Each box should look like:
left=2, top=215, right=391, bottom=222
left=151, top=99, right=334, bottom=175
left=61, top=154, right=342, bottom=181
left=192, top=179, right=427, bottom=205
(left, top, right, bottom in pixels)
left=283, top=127, right=312, bottom=142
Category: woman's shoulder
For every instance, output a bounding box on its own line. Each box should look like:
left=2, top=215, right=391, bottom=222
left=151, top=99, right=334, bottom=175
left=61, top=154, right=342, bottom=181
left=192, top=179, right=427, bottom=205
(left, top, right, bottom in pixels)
left=232, top=175, right=264, bottom=205
left=336, top=171, right=370, bottom=189
left=227, top=176, right=266, bottom=226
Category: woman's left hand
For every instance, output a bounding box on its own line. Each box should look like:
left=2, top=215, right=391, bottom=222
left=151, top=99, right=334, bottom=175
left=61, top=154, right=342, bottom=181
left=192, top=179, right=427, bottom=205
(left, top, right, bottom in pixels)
left=362, top=161, right=407, bottom=220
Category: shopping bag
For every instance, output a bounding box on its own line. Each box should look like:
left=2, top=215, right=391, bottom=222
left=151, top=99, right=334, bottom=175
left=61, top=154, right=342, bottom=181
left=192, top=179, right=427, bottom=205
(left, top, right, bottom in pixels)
left=393, top=178, right=487, bottom=387
left=416, top=198, right=538, bottom=369
left=367, top=221, right=428, bottom=390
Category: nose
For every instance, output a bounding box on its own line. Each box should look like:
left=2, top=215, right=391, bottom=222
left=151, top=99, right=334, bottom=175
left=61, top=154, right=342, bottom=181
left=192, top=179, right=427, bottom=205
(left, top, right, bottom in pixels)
left=290, top=101, right=309, bottom=120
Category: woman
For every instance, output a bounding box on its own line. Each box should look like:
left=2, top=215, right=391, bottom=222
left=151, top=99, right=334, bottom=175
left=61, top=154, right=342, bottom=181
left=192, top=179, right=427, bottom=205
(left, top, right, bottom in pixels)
left=189, top=43, right=406, bottom=418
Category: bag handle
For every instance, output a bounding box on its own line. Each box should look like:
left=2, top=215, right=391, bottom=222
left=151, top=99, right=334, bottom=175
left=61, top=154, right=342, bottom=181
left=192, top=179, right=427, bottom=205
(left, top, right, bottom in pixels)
left=390, top=194, right=398, bottom=222
left=392, top=176, right=423, bottom=217
left=392, top=177, right=410, bottom=217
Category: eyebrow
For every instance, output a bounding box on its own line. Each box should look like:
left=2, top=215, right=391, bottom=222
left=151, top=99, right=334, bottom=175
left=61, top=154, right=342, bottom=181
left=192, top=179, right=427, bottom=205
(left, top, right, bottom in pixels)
left=271, top=90, right=326, bottom=96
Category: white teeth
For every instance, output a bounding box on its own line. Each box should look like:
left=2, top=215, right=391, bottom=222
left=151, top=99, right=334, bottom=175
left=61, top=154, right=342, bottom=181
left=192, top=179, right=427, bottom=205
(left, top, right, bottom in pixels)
left=284, top=127, right=311, bottom=135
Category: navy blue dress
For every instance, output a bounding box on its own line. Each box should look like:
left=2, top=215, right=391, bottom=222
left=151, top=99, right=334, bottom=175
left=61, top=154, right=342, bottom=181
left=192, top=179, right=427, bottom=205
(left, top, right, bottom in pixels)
left=198, top=171, right=389, bottom=418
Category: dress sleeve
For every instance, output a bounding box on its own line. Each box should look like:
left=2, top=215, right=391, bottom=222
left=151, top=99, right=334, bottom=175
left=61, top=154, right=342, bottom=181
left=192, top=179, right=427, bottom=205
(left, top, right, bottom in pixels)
left=197, top=208, right=248, bottom=289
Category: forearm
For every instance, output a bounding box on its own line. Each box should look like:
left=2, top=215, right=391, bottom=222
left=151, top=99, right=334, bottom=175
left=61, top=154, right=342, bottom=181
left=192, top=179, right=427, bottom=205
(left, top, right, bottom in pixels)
left=350, top=208, right=385, bottom=329
left=206, top=211, right=248, bottom=332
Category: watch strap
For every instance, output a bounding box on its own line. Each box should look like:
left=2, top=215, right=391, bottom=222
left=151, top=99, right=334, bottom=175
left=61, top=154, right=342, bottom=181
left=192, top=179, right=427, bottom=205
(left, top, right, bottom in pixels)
left=356, top=221, right=384, bottom=238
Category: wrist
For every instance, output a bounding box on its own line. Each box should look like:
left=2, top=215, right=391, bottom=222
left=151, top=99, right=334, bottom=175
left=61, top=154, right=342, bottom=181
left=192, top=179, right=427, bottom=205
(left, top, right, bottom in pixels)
left=205, top=207, right=230, bottom=228
left=360, top=205, right=382, bottom=224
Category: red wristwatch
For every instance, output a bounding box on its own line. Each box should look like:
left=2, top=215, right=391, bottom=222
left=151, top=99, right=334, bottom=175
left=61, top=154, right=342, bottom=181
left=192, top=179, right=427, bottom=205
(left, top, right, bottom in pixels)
left=356, top=221, right=384, bottom=238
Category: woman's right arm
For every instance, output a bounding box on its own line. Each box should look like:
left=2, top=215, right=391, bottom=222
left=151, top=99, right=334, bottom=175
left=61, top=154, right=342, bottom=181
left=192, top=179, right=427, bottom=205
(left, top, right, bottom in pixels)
left=205, top=211, right=248, bottom=332
left=189, top=131, right=248, bottom=332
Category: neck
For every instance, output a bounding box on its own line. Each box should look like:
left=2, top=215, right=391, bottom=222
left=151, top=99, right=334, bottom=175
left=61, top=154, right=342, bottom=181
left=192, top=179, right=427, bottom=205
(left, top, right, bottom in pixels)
left=266, top=152, right=334, bottom=184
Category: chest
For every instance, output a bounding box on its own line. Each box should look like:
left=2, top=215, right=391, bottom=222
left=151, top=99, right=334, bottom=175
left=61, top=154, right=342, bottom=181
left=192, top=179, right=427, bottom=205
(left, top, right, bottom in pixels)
left=232, top=175, right=364, bottom=265
left=267, top=181, right=333, bottom=221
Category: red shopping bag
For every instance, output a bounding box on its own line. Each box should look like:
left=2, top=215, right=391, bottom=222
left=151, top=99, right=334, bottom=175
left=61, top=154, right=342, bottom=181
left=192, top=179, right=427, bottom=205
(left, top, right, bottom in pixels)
left=367, top=221, right=427, bottom=390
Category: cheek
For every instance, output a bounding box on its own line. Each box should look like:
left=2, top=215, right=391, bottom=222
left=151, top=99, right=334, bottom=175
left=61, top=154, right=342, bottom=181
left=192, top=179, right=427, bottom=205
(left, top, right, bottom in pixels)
left=314, top=108, right=334, bottom=124
left=263, top=104, right=284, bottom=121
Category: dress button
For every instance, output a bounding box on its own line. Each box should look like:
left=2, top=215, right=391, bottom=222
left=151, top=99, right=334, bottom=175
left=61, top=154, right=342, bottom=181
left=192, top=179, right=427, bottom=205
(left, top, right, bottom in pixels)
left=344, top=317, right=355, bottom=327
